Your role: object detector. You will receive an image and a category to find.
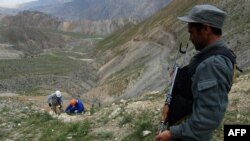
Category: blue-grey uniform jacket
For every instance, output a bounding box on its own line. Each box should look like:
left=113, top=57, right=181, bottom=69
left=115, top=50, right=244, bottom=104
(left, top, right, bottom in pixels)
left=170, top=39, right=234, bottom=141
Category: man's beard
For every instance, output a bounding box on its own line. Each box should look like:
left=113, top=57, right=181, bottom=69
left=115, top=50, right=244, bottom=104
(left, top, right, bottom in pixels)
left=193, top=40, right=206, bottom=51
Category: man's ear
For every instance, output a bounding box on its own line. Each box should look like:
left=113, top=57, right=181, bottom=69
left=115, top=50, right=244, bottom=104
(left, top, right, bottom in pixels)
left=202, top=24, right=212, bottom=34
left=201, top=24, right=213, bottom=41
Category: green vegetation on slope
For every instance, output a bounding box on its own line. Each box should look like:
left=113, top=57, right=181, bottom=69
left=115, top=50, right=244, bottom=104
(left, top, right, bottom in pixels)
left=0, top=53, right=84, bottom=80
left=1, top=73, right=250, bottom=141
left=90, top=0, right=250, bottom=140
left=95, top=23, right=139, bottom=53
left=105, top=56, right=147, bottom=96
left=1, top=0, right=250, bottom=141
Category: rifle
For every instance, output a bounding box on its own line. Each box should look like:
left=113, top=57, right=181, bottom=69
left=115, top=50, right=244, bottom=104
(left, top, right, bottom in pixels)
left=159, top=43, right=188, bottom=133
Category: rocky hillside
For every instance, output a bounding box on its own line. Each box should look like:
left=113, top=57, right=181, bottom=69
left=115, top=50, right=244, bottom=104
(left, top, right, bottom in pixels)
left=0, top=11, right=73, bottom=56
left=1, top=10, right=138, bottom=37
left=0, top=0, right=248, bottom=104
left=0, top=74, right=249, bottom=140
left=11, top=0, right=172, bottom=36
left=19, top=0, right=171, bottom=21
left=58, top=18, right=138, bottom=36
left=2, top=11, right=61, bottom=29
left=0, top=26, right=68, bottom=56
left=84, top=0, right=250, bottom=105
left=0, top=0, right=249, bottom=105
left=0, top=12, right=99, bottom=96
left=0, top=0, right=249, bottom=140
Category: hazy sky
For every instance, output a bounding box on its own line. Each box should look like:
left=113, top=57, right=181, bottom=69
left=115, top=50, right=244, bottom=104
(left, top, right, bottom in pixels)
left=0, top=0, right=37, bottom=8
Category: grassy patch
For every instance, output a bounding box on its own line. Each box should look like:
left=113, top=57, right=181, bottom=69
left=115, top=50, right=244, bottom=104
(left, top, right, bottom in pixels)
left=13, top=112, right=93, bottom=141
left=105, top=57, right=147, bottom=96
left=54, top=50, right=85, bottom=59
left=0, top=129, right=7, bottom=139
left=0, top=106, right=10, bottom=114
left=44, top=28, right=105, bottom=39
left=98, top=109, right=113, bottom=125
left=224, top=111, right=250, bottom=124
left=95, top=23, right=138, bottom=53
left=213, top=110, right=250, bottom=140
left=92, top=131, right=113, bottom=140
left=18, top=86, right=48, bottom=96
left=241, top=68, right=250, bottom=75
left=122, top=111, right=157, bottom=141
left=0, top=54, right=84, bottom=79
left=119, top=112, right=133, bottom=127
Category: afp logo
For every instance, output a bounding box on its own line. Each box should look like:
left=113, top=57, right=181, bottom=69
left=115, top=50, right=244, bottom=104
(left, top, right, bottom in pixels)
left=224, top=125, right=249, bottom=141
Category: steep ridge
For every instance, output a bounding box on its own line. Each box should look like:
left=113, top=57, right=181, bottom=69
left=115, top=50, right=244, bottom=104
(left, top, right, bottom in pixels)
left=58, top=18, right=138, bottom=36
left=20, top=0, right=172, bottom=21
left=0, top=0, right=249, bottom=140
left=85, top=0, right=250, bottom=105
left=0, top=0, right=249, bottom=105
left=0, top=12, right=100, bottom=97
left=1, top=11, right=61, bottom=29
left=10, top=0, right=173, bottom=36
left=0, top=11, right=70, bottom=56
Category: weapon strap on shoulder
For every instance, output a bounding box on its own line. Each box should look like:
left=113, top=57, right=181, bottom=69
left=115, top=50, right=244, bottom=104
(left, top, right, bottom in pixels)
left=198, top=47, right=242, bottom=83
left=167, top=45, right=240, bottom=127
left=229, top=49, right=243, bottom=83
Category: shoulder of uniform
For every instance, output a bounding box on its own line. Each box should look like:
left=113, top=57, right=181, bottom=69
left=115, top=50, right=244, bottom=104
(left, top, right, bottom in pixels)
left=201, top=55, right=233, bottom=70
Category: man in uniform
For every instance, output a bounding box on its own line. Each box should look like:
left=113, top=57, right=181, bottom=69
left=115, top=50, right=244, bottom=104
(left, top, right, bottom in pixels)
left=155, top=4, right=236, bottom=141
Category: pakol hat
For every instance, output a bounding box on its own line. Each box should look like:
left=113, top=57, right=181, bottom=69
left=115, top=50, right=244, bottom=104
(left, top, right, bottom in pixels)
left=178, top=4, right=226, bottom=29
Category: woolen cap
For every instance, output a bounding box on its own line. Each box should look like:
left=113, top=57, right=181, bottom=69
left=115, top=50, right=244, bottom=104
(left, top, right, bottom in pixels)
left=178, top=4, right=226, bottom=29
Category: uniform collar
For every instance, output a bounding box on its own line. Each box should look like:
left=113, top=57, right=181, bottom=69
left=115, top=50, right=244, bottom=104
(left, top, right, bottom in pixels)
left=195, top=38, right=225, bottom=58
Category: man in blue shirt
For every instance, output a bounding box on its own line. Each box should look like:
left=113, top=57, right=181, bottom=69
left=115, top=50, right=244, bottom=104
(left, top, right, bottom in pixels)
left=65, top=98, right=84, bottom=114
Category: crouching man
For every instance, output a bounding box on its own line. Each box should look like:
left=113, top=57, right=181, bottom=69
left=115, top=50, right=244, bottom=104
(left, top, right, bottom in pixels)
left=65, top=98, right=84, bottom=114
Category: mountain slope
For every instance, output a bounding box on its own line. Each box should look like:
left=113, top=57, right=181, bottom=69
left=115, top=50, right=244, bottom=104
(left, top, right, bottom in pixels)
left=1, top=11, right=61, bottom=29
left=0, top=11, right=99, bottom=96
left=84, top=0, right=250, bottom=105
left=0, top=0, right=249, bottom=140
left=1, top=0, right=172, bottom=36
left=19, top=0, right=172, bottom=20
left=58, top=17, right=138, bottom=36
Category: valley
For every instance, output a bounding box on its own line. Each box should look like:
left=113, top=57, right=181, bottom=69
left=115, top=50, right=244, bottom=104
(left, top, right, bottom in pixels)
left=0, top=0, right=249, bottom=140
